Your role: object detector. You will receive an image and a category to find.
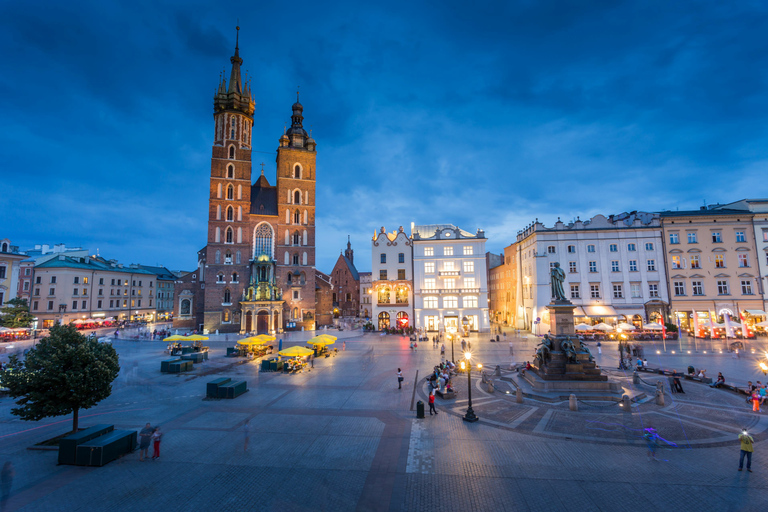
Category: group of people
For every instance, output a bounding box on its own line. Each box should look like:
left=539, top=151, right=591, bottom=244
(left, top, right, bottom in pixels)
left=743, top=381, right=768, bottom=412
left=139, top=423, right=163, bottom=461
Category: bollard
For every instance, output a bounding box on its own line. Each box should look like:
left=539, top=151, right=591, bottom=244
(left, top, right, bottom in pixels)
left=622, top=394, right=631, bottom=411
left=487, top=381, right=494, bottom=393
left=516, top=387, right=523, bottom=403
left=632, top=371, right=639, bottom=385
left=655, top=389, right=665, bottom=406
left=656, top=380, right=664, bottom=394
left=495, top=365, right=501, bottom=377
left=569, top=394, right=578, bottom=411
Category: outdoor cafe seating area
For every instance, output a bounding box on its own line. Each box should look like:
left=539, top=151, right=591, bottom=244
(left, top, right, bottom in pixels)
left=0, top=327, right=32, bottom=341
left=574, top=322, right=679, bottom=341
left=70, top=317, right=117, bottom=330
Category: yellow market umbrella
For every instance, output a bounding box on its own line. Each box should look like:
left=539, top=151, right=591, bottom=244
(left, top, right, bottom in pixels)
left=164, top=335, right=186, bottom=341
left=237, top=338, right=258, bottom=345
left=252, top=334, right=276, bottom=343
left=278, top=346, right=314, bottom=357
left=184, top=335, right=209, bottom=341
left=315, top=334, right=337, bottom=342
left=307, top=336, right=335, bottom=347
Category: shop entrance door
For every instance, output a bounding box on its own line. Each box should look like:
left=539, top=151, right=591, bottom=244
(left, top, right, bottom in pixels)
left=444, top=317, right=458, bottom=332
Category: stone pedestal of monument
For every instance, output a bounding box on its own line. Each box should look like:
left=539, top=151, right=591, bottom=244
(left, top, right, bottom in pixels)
left=528, top=299, right=621, bottom=394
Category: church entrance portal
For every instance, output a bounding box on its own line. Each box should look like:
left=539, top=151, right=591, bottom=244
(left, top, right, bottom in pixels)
left=245, top=311, right=252, bottom=333
left=257, top=311, right=269, bottom=334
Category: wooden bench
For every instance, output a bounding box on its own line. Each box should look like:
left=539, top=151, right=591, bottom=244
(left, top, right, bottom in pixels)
left=168, top=361, right=193, bottom=373
left=436, top=389, right=457, bottom=399
left=217, top=381, right=247, bottom=399
left=206, top=378, right=232, bottom=398
left=75, top=430, right=137, bottom=467
left=58, top=424, right=114, bottom=465
left=161, top=359, right=181, bottom=372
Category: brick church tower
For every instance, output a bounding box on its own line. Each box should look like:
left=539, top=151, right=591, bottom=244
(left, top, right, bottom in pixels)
left=275, top=95, right=318, bottom=329
left=203, top=27, right=254, bottom=330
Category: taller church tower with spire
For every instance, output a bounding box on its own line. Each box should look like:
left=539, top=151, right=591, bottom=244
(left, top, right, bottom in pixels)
left=174, top=28, right=321, bottom=334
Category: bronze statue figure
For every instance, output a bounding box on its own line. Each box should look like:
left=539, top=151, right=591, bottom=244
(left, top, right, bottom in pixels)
left=550, top=262, right=567, bottom=302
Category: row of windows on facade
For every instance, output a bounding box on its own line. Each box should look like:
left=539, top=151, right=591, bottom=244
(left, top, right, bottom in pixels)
left=419, top=277, right=478, bottom=290
left=546, top=242, right=654, bottom=255
left=421, top=261, right=474, bottom=273
left=672, top=280, right=755, bottom=296
left=379, top=269, right=407, bottom=280
left=668, top=230, right=750, bottom=244
left=553, top=283, right=660, bottom=300
left=33, top=276, right=152, bottom=287
left=419, top=296, right=479, bottom=309
left=545, top=254, right=753, bottom=274
left=214, top=226, right=309, bottom=248
left=376, top=287, right=409, bottom=304
left=216, top=182, right=310, bottom=206
left=418, top=246, right=474, bottom=257
left=332, top=293, right=353, bottom=303
left=31, top=287, right=152, bottom=298
left=217, top=115, right=251, bottom=145
left=31, top=298, right=151, bottom=311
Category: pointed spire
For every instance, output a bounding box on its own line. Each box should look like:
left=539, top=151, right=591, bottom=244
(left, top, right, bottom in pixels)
left=228, top=26, right=243, bottom=94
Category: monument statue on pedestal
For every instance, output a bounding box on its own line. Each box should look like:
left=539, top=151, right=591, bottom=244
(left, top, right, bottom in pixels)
left=550, top=262, right=567, bottom=302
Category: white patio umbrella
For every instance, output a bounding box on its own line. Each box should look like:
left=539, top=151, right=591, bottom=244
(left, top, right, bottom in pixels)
left=756, top=320, right=768, bottom=328
left=643, top=323, right=663, bottom=330
left=593, top=323, right=614, bottom=331
left=575, top=323, right=592, bottom=331
left=617, top=322, right=636, bottom=330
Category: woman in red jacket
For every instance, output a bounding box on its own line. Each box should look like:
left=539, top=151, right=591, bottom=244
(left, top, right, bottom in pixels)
left=428, top=391, right=438, bottom=415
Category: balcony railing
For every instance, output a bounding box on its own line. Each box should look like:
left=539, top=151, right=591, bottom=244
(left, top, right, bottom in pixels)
left=438, top=270, right=460, bottom=277
left=378, top=301, right=409, bottom=306
left=421, top=288, right=480, bottom=294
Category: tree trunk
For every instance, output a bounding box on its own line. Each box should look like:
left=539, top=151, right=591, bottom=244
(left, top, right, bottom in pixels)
left=72, top=407, right=79, bottom=433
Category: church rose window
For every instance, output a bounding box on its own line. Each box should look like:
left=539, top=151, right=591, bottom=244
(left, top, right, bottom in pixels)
left=253, top=223, right=274, bottom=258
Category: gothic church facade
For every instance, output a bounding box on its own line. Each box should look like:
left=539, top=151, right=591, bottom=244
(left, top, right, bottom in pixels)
left=174, top=30, right=320, bottom=333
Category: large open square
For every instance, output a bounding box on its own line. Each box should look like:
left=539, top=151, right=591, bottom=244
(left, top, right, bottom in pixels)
left=2, top=330, right=768, bottom=511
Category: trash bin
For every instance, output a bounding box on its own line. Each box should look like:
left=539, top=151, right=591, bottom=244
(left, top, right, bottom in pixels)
left=496, top=335, right=500, bottom=341
left=416, top=400, right=425, bottom=419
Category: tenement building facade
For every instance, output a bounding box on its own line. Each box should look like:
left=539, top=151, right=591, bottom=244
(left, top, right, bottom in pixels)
left=173, top=30, right=321, bottom=334
left=412, top=225, right=490, bottom=334
left=370, top=227, right=413, bottom=330
left=515, top=213, right=669, bottom=332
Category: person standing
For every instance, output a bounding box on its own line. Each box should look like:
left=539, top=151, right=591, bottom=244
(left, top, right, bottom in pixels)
left=509, top=340, right=514, bottom=357
left=139, top=423, right=153, bottom=461
left=409, top=340, right=414, bottom=352
left=752, top=390, right=761, bottom=413
left=739, top=429, right=754, bottom=472
left=397, top=368, right=403, bottom=389
left=597, top=341, right=602, bottom=355
left=151, top=427, right=163, bottom=460
left=428, top=390, right=438, bottom=415
left=440, top=343, right=445, bottom=358
left=0, top=462, right=13, bottom=512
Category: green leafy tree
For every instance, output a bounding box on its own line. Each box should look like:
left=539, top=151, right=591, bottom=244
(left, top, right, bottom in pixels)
left=1, top=324, right=120, bottom=433
left=0, top=297, right=34, bottom=328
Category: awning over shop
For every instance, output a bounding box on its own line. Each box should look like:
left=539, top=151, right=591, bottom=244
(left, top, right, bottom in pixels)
left=745, top=310, right=767, bottom=316
left=573, top=307, right=587, bottom=317
left=582, top=305, right=619, bottom=317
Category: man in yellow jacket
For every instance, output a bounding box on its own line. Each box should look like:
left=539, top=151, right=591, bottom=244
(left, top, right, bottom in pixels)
left=739, top=429, right=754, bottom=472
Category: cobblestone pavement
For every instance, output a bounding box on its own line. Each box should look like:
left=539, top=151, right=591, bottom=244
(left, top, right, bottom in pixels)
left=1, top=331, right=767, bottom=511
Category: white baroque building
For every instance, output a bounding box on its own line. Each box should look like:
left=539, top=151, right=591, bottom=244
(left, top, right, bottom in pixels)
left=516, top=212, right=669, bottom=333
left=412, top=224, right=490, bottom=334
left=370, top=227, right=414, bottom=330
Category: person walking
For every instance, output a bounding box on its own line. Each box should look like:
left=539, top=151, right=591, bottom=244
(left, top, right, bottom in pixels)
left=428, top=390, right=438, bottom=415
left=440, top=343, right=445, bottom=358
left=597, top=341, right=602, bottom=355
left=509, top=340, right=514, bottom=356
left=139, top=423, right=153, bottom=461
left=151, top=426, right=163, bottom=460
left=1, top=462, right=13, bottom=512
left=397, top=368, right=403, bottom=389
left=739, top=429, right=754, bottom=472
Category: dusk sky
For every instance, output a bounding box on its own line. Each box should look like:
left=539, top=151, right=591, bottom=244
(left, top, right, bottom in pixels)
left=2, top=1, right=767, bottom=273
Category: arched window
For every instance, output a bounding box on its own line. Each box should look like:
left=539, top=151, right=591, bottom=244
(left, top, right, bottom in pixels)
left=238, top=184, right=242, bottom=199
left=226, top=227, right=233, bottom=244
left=215, top=227, right=220, bottom=243
left=397, top=312, right=409, bottom=327
left=238, top=206, right=242, bottom=221
left=216, top=205, right=221, bottom=220
left=227, top=165, right=234, bottom=178
left=215, top=250, right=220, bottom=264
left=293, top=307, right=299, bottom=319
left=230, top=117, right=235, bottom=139
left=216, top=273, right=224, bottom=283
left=229, top=146, right=235, bottom=159
left=293, top=231, right=301, bottom=245
left=287, top=273, right=293, bottom=285
left=226, top=206, right=234, bottom=221
left=237, top=227, right=242, bottom=243
left=378, top=287, right=391, bottom=304
left=302, top=252, right=307, bottom=265
left=223, top=310, right=231, bottom=322
left=227, top=185, right=234, bottom=200
left=223, top=289, right=231, bottom=304
left=180, top=299, right=191, bottom=315
left=303, top=230, right=307, bottom=245
left=253, top=223, right=274, bottom=258
left=300, top=272, right=306, bottom=285
left=232, top=272, right=238, bottom=283
left=236, top=251, right=241, bottom=264
left=217, top=183, right=222, bottom=198
left=294, top=190, right=301, bottom=204
left=293, top=253, right=299, bottom=265
left=378, top=312, right=390, bottom=330
left=294, top=209, right=301, bottom=224
left=303, top=210, right=308, bottom=224
left=294, top=164, right=301, bottom=178
left=284, top=252, right=290, bottom=265
left=225, top=251, right=232, bottom=264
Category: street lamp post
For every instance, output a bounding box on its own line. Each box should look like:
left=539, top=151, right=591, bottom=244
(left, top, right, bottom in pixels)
left=461, top=351, right=479, bottom=422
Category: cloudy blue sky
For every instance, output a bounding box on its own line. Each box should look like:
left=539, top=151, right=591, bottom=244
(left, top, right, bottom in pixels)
left=2, top=1, right=767, bottom=273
